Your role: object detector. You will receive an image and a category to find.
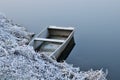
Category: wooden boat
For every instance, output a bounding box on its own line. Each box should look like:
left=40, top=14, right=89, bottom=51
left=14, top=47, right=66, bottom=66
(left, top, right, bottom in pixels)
left=28, top=26, right=74, bottom=60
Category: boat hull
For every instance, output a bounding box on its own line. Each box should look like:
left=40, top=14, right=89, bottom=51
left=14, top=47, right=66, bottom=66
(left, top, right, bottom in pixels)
left=28, top=26, right=75, bottom=60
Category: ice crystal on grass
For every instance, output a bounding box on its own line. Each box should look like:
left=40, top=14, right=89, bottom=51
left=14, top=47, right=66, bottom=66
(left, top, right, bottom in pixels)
left=0, top=13, right=107, bottom=80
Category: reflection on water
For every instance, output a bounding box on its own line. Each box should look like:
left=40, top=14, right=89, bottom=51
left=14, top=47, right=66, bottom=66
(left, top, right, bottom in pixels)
left=0, top=0, right=120, bottom=79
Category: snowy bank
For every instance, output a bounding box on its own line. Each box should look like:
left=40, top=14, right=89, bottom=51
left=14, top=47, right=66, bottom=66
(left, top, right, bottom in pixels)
left=0, top=13, right=107, bottom=80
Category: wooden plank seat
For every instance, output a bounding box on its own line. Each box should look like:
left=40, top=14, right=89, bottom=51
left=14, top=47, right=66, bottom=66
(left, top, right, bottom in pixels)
left=34, top=38, right=65, bottom=43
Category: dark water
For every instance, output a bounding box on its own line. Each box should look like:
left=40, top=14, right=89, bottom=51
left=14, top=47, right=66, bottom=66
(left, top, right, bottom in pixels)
left=0, top=0, right=120, bottom=79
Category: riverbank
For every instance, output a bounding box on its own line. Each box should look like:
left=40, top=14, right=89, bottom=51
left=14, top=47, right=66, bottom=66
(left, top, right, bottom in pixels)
left=0, top=13, right=107, bottom=80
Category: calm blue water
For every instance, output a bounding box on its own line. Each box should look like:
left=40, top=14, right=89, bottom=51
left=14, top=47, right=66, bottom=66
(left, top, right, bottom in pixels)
left=0, top=0, right=120, bottom=79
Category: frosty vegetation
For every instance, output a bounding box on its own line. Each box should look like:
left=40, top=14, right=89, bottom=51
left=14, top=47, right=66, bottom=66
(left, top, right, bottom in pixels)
left=0, top=13, right=107, bottom=80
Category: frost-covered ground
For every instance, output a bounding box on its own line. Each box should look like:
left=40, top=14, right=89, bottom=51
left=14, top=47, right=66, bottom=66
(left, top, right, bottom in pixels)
left=0, top=13, right=107, bottom=80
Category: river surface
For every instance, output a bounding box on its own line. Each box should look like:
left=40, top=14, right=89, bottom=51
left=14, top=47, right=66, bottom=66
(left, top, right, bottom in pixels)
left=0, top=0, right=120, bottom=79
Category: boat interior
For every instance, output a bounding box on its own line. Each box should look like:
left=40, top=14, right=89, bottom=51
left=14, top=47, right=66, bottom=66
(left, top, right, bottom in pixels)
left=33, top=27, right=74, bottom=56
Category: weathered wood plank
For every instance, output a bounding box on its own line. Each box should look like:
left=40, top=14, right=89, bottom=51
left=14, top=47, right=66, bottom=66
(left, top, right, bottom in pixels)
left=34, top=38, right=65, bottom=43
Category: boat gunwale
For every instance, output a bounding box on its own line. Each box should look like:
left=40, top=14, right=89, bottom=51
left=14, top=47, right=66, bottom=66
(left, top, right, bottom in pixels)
left=28, top=27, right=48, bottom=46
left=48, top=26, right=74, bottom=31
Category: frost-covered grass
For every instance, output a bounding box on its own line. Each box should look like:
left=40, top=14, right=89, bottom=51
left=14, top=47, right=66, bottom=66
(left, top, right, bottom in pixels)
left=0, top=13, right=107, bottom=80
